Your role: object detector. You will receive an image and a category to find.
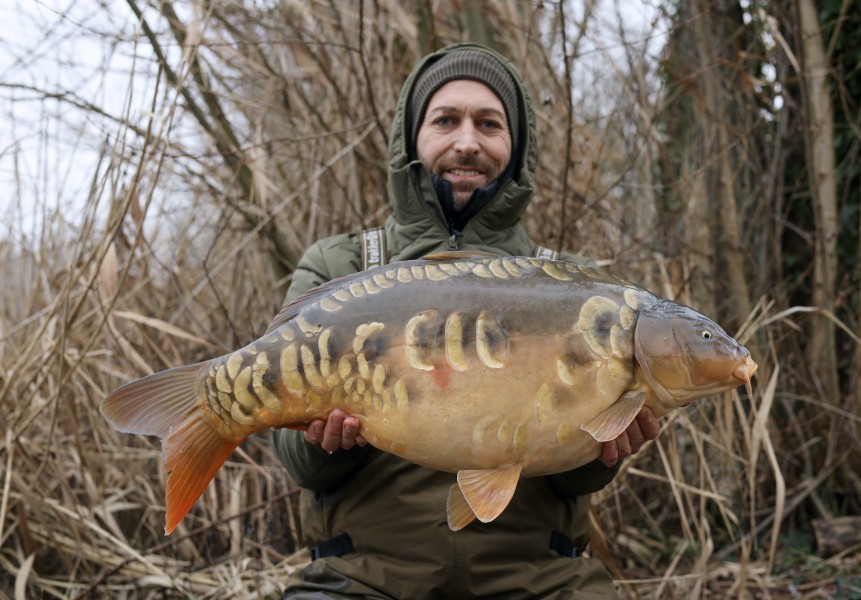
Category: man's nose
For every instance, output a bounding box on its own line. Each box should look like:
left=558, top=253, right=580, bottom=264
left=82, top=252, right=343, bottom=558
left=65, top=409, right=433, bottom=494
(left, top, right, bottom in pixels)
left=452, top=122, right=480, bottom=154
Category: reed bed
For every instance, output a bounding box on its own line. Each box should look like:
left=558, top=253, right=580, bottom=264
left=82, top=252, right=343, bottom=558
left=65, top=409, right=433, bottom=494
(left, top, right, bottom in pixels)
left=1, top=1, right=859, bottom=598
left=3, top=188, right=857, bottom=599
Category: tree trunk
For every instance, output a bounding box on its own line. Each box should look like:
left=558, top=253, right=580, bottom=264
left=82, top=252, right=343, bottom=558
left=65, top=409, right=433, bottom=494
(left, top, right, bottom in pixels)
left=691, top=0, right=752, bottom=328
left=798, top=0, right=840, bottom=403
left=464, top=0, right=495, bottom=49
left=855, top=192, right=861, bottom=405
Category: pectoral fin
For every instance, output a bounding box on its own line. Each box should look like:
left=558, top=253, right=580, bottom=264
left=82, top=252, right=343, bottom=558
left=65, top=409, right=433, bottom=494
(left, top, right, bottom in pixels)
left=446, top=484, right=477, bottom=531
left=581, top=391, right=646, bottom=442
left=456, top=464, right=523, bottom=524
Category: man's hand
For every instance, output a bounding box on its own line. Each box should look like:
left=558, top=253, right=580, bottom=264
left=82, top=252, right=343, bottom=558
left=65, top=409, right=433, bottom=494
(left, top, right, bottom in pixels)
left=598, top=407, right=660, bottom=468
left=305, top=409, right=367, bottom=454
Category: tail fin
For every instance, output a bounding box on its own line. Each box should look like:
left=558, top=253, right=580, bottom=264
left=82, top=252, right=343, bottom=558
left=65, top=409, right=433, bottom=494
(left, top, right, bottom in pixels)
left=100, top=363, right=240, bottom=534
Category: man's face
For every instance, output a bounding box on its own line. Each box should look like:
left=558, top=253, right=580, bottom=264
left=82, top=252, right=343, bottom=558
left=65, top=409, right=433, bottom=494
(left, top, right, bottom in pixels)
left=416, top=80, right=513, bottom=211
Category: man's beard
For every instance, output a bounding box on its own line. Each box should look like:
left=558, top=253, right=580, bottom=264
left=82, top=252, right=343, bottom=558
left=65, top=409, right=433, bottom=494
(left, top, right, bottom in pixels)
left=438, top=155, right=495, bottom=210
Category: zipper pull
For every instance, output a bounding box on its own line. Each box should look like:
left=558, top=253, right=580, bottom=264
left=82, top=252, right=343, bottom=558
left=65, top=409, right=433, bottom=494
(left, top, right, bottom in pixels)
left=447, top=230, right=462, bottom=250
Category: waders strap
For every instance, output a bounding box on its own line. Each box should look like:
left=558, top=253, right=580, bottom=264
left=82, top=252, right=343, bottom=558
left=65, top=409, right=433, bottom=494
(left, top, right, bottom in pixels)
left=360, top=227, right=387, bottom=271
left=311, top=532, right=354, bottom=560
left=361, top=227, right=559, bottom=269
left=549, top=530, right=580, bottom=558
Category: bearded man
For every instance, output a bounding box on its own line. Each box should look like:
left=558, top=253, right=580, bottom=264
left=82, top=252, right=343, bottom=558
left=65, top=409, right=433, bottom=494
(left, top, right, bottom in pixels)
left=275, top=43, right=659, bottom=600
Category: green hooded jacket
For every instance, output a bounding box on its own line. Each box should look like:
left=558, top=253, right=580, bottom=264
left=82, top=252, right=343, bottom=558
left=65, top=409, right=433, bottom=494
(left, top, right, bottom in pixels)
left=274, top=43, right=619, bottom=599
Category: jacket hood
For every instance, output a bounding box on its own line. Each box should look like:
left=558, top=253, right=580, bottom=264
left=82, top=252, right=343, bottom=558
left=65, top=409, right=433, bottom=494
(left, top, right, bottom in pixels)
left=386, top=43, right=539, bottom=260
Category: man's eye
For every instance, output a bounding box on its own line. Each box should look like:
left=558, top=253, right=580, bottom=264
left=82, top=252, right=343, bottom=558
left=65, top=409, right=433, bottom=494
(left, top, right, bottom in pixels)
left=434, top=117, right=453, bottom=127
left=479, top=120, right=502, bottom=130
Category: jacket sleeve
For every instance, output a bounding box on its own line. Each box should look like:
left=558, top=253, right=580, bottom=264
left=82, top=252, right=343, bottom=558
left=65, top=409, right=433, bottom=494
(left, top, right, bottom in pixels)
left=271, top=237, right=378, bottom=491
left=546, top=459, right=620, bottom=498
left=280, top=245, right=333, bottom=307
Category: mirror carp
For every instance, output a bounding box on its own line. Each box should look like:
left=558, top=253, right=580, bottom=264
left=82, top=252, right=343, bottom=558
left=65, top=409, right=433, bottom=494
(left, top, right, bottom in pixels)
left=101, top=253, right=757, bottom=534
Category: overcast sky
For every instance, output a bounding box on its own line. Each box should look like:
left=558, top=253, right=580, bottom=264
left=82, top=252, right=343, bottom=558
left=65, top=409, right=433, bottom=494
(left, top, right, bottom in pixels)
left=0, top=0, right=667, bottom=247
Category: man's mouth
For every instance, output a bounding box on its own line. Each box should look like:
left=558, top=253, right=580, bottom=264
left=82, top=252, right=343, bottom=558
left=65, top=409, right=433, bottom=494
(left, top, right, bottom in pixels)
left=445, top=168, right=484, bottom=181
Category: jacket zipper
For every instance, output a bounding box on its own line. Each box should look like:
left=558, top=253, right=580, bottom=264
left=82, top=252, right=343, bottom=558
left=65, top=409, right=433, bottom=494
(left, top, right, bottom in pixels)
left=447, top=230, right=463, bottom=250
left=444, top=178, right=514, bottom=251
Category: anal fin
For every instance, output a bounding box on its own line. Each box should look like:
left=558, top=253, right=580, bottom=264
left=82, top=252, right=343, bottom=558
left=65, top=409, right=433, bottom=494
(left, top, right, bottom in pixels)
left=446, top=484, right=477, bottom=531
left=580, top=391, right=646, bottom=442
left=456, top=464, right=523, bottom=524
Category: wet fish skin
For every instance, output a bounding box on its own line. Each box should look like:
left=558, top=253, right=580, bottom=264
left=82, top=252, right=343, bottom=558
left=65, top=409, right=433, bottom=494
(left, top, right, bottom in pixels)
left=100, top=253, right=756, bottom=534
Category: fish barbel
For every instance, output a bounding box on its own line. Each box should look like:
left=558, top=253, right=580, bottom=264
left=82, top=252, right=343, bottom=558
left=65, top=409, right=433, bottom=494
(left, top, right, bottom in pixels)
left=101, top=253, right=757, bottom=534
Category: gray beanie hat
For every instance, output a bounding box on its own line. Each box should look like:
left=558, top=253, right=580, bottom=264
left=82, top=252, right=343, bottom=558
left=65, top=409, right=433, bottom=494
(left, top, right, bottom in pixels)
left=409, top=49, right=520, bottom=155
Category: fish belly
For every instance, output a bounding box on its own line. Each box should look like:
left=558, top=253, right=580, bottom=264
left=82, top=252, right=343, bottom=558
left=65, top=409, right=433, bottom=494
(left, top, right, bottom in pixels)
left=354, top=331, right=633, bottom=476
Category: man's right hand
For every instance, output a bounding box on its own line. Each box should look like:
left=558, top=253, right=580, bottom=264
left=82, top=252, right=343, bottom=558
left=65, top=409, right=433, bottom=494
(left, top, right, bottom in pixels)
left=305, top=409, right=367, bottom=453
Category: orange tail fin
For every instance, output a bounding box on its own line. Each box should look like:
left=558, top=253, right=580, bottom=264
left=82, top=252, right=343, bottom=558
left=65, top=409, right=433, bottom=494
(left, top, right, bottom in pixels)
left=100, top=363, right=239, bottom=534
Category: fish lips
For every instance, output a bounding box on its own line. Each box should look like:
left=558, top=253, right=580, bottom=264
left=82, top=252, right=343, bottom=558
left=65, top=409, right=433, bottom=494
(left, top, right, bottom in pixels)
left=732, top=355, right=758, bottom=383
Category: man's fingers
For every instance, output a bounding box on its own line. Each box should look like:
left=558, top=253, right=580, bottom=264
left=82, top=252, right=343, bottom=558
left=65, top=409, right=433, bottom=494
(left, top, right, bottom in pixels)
left=626, top=420, right=646, bottom=453
left=624, top=407, right=662, bottom=456
left=600, top=431, right=633, bottom=467
left=341, top=416, right=360, bottom=450
left=320, top=410, right=346, bottom=453
left=304, top=411, right=366, bottom=452
left=304, top=420, right=325, bottom=444
left=636, top=407, right=661, bottom=441
left=599, top=440, right=619, bottom=468
left=615, top=430, right=632, bottom=459
left=599, top=408, right=662, bottom=468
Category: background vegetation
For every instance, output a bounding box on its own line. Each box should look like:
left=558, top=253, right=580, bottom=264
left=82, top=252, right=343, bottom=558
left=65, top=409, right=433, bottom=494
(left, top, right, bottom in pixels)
left=1, top=0, right=858, bottom=598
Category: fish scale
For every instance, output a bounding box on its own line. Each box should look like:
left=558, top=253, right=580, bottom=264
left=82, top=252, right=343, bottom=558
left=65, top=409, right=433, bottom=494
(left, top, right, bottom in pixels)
left=101, top=252, right=757, bottom=534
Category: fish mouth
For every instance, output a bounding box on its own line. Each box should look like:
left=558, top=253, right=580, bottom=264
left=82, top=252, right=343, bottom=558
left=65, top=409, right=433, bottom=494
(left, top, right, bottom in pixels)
left=732, top=355, right=758, bottom=383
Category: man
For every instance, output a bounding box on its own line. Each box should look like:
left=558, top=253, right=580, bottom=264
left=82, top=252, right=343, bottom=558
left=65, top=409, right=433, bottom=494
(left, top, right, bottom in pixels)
left=274, top=43, right=660, bottom=599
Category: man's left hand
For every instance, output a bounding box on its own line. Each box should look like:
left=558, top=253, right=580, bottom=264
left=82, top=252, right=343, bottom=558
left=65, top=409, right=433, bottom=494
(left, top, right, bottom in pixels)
left=599, top=407, right=660, bottom=467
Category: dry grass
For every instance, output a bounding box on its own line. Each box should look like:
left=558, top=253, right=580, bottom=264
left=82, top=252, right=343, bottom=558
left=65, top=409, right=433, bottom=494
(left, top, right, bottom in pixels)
left=4, top=192, right=858, bottom=600
left=1, top=2, right=859, bottom=599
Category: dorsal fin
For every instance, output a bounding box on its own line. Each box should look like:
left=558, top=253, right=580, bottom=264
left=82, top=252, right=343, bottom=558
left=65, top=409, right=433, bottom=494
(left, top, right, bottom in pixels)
left=266, top=251, right=498, bottom=335
left=264, top=270, right=372, bottom=335
left=422, top=250, right=499, bottom=261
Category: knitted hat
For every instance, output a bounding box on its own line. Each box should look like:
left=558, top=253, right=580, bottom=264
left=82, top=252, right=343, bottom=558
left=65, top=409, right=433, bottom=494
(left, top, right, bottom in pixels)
left=409, top=49, right=520, bottom=156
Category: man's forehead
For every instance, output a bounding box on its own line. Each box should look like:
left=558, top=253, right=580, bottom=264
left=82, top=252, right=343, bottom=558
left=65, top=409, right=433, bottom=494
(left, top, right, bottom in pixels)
left=426, top=80, right=505, bottom=112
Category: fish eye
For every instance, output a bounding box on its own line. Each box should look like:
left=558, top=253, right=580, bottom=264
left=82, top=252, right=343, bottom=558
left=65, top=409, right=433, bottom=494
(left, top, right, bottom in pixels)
left=701, top=329, right=713, bottom=340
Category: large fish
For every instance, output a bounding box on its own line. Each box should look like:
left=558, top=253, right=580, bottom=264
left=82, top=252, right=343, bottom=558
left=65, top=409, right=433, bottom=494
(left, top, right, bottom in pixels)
left=101, top=253, right=757, bottom=534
